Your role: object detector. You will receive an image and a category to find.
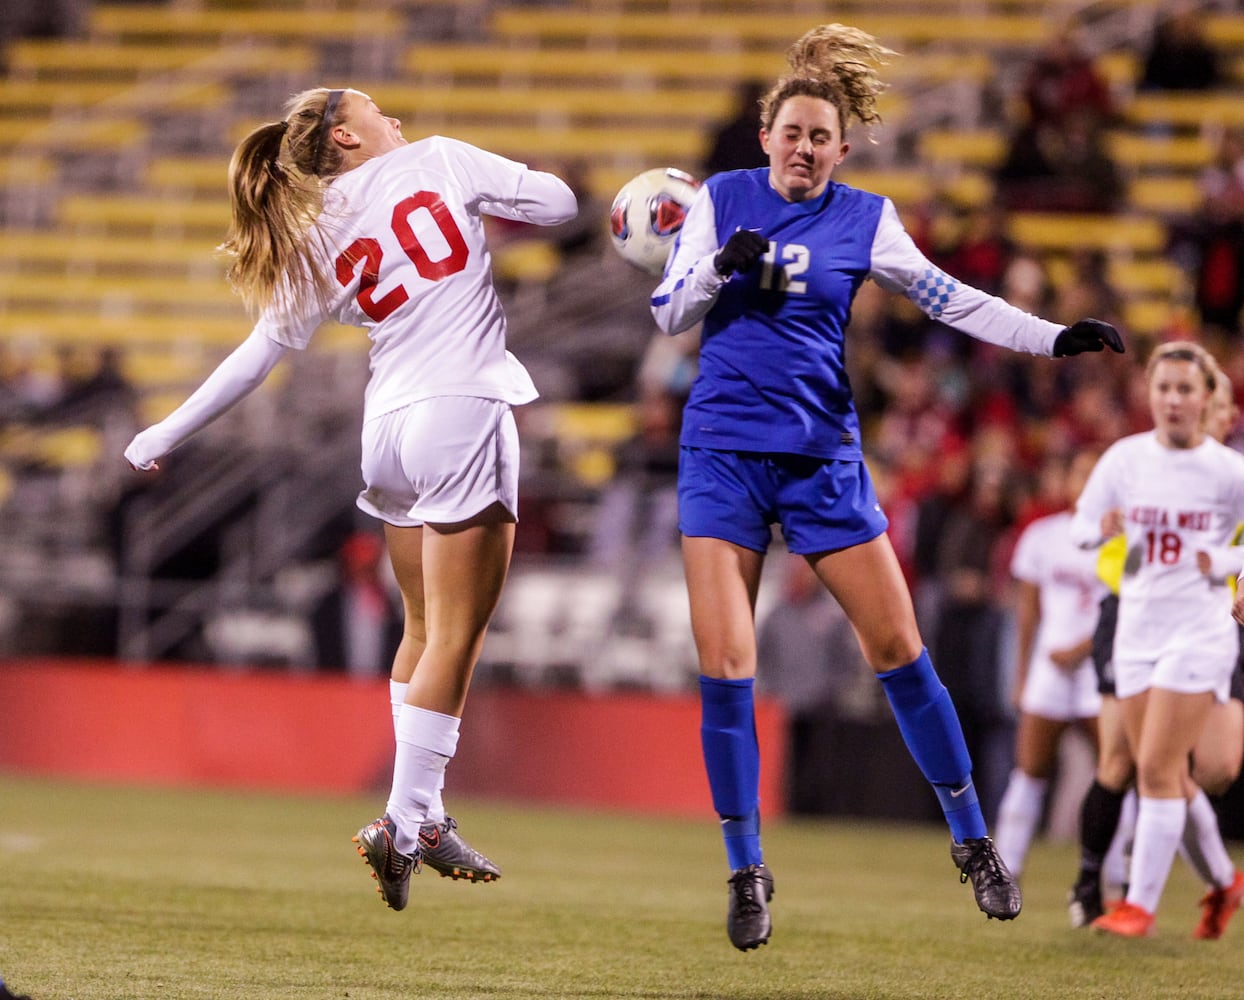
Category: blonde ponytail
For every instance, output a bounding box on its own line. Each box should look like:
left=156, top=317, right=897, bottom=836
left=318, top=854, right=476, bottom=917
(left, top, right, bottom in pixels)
left=219, top=87, right=348, bottom=315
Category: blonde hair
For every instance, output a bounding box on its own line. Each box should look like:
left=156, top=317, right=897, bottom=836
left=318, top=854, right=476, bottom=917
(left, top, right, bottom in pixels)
left=1145, top=340, right=1218, bottom=393
left=219, top=87, right=349, bottom=316
left=760, top=24, right=896, bottom=141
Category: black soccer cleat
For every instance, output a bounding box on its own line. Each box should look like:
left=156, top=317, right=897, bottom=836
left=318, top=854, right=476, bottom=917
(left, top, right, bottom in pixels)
left=353, top=814, right=419, bottom=911
left=1067, top=876, right=1104, bottom=929
left=0, top=978, right=32, bottom=1000
left=951, top=837, right=1022, bottom=920
left=418, top=816, right=501, bottom=883
left=726, top=863, right=775, bottom=951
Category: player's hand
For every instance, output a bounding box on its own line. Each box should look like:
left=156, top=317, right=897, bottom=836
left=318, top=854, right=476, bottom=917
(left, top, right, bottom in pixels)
left=1053, top=318, right=1125, bottom=357
left=1233, top=590, right=1244, bottom=626
left=1101, top=508, right=1125, bottom=538
left=123, top=439, right=159, bottom=472
left=714, top=229, right=768, bottom=276
left=1049, top=647, right=1084, bottom=672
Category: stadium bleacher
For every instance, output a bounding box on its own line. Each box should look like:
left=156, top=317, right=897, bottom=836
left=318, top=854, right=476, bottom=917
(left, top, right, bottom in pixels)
left=2, top=0, right=1243, bottom=670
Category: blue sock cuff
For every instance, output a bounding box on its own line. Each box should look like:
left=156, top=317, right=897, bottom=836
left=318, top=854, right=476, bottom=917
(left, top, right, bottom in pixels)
left=721, top=808, right=763, bottom=869
left=934, top=779, right=987, bottom=842
left=700, top=675, right=755, bottom=701
left=877, top=649, right=940, bottom=699
left=933, top=778, right=979, bottom=815
left=720, top=809, right=761, bottom=836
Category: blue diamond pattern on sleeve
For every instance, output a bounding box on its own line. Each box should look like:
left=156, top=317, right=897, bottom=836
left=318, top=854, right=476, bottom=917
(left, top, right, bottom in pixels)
left=907, top=267, right=957, bottom=318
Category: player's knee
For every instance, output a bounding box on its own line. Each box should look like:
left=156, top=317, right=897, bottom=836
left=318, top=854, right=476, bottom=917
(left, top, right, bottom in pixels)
left=1192, top=758, right=1239, bottom=798
left=1096, top=753, right=1134, bottom=791
left=1135, top=756, right=1183, bottom=798
left=698, top=649, right=757, bottom=681
left=858, top=631, right=924, bottom=673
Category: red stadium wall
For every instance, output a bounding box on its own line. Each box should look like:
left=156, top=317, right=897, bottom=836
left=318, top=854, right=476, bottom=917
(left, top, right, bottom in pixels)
left=0, top=659, right=787, bottom=818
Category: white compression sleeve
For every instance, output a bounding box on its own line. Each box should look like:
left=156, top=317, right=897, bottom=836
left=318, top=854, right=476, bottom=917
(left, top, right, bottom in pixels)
left=123, top=327, right=290, bottom=470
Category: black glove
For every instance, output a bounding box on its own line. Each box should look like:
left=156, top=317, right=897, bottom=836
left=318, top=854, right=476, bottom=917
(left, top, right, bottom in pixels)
left=714, top=229, right=768, bottom=276
left=1053, top=318, right=1125, bottom=357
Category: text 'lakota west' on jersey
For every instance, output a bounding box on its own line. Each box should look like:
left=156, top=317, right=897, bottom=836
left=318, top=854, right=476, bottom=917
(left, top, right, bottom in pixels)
left=1128, top=506, right=1215, bottom=531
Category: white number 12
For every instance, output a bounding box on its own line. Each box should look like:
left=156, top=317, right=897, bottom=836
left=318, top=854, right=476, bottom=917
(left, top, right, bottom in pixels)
left=758, top=242, right=809, bottom=294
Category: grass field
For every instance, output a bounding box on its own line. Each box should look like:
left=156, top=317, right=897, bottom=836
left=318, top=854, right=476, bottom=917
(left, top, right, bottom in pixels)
left=1, top=775, right=1242, bottom=1000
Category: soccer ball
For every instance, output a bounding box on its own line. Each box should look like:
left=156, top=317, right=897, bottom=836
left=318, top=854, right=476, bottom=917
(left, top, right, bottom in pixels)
left=608, top=167, right=701, bottom=276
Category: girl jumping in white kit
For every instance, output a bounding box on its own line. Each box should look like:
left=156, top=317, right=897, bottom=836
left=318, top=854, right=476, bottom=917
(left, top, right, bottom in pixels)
left=124, top=87, right=577, bottom=910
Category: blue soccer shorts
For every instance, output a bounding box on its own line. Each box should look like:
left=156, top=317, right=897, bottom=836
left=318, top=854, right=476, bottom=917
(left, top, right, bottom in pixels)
left=677, top=446, right=888, bottom=555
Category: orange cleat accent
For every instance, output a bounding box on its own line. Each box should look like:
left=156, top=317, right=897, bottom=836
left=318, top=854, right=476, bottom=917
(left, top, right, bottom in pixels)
left=1092, top=900, right=1155, bottom=938
left=1193, top=870, right=1244, bottom=941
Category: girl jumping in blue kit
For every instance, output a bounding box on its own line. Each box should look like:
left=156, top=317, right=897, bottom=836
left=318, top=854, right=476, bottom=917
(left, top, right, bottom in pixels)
left=651, top=23, right=1124, bottom=951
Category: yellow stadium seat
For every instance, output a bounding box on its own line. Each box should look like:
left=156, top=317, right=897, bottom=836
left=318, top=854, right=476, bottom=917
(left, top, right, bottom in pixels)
left=402, top=44, right=993, bottom=87
left=0, top=307, right=247, bottom=348
left=0, top=79, right=226, bottom=112
left=1007, top=213, right=1166, bottom=254
left=361, top=82, right=736, bottom=124
left=1125, top=91, right=1244, bottom=130
left=1124, top=298, right=1181, bottom=337
left=487, top=10, right=1049, bottom=49
left=0, top=273, right=229, bottom=310
left=1128, top=175, right=1203, bottom=216
left=0, top=231, right=222, bottom=274
left=9, top=118, right=148, bottom=152
left=493, top=240, right=563, bottom=286
left=6, top=39, right=314, bottom=79
left=411, top=123, right=704, bottom=166
left=58, top=195, right=232, bottom=236
left=918, top=129, right=1007, bottom=171
left=1105, top=131, right=1215, bottom=171
left=835, top=168, right=994, bottom=208
left=146, top=158, right=231, bottom=196
left=91, top=4, right=400, bottom=42
left=120, top=350, right=212, bottom=388
left=1205, top=14, right=1244, bottom=47
left=0, top=157, right=57, bottom=187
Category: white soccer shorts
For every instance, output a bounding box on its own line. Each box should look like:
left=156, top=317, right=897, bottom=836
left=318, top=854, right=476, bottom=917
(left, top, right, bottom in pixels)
left=1114, top=645, right=1236, bottom=704
left=356, top=395, right=519, bottom=527
left=1019, top=656, right=1102, bottom=721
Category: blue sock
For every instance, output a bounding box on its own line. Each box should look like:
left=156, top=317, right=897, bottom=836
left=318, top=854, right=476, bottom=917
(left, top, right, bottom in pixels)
left=878, top=649, right=987, bottom=843
left=699, top=675, right=763, bottom=870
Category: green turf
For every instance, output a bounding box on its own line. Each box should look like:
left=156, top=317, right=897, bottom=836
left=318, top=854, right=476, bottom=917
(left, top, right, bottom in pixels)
left=1, top=774, right=1242, bottom=999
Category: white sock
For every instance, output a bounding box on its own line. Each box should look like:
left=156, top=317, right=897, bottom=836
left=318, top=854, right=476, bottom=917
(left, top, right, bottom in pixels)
left=1182, top=789, right=1236, bottom=890
left=993, top=769, right=1048, bottom=877
left=386, top=705, right=460, bottom=855
left=426, top=774, right=448, bottom=826
left=389, top=681, right=447, bottom=826
left=389, top=680, right=408, bottom=731
left=1104, top=787, right=1137, bottom=895
left=1127, top=796, right=1187, bottom=914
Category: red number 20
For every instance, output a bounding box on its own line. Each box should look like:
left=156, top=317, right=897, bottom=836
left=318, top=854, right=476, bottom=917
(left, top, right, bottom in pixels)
left=335, top=191, right=470, bottom=321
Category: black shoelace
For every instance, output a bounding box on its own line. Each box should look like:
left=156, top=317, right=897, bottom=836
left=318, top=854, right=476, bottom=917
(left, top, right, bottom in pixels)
left=730, top=871, right=765, bottom=910
left=960, top=843, right=1007, bottom=886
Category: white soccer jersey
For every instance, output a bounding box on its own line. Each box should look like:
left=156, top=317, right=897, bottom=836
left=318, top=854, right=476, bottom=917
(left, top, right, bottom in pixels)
left=259, top=136, right=575, bottom=422
left=1010, top=510, right=1105, bottom=718
left=124, top=137, right=576, bottom=470
left=1071, top=431, right=1244, bottom=667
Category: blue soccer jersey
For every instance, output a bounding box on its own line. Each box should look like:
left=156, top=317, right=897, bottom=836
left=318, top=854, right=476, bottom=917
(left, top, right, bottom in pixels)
left=651, top=169, right=1063, bottom=459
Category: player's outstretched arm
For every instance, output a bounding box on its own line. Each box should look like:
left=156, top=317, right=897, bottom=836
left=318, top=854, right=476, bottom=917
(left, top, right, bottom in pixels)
left=124, top=328, right=289, bottom=471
